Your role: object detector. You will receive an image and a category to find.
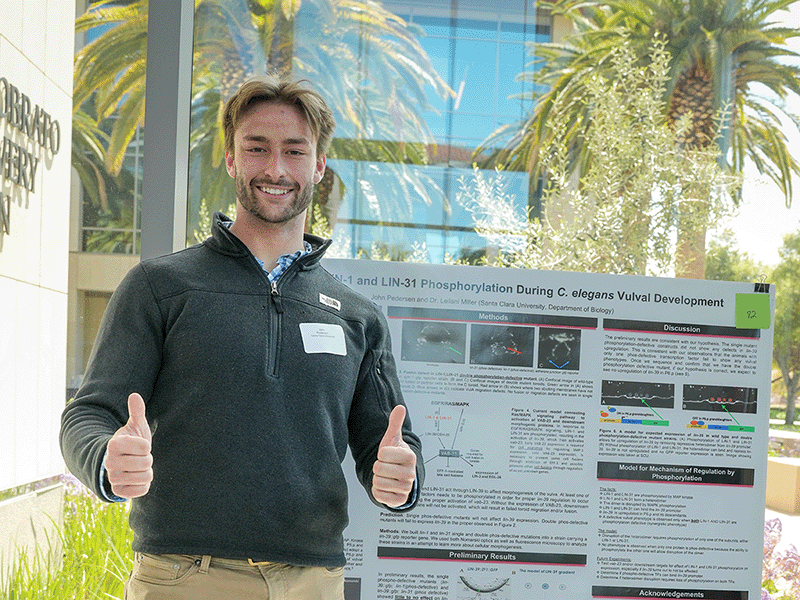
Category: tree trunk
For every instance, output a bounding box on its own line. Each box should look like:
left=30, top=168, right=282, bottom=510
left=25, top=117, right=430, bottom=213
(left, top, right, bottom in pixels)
left=268, top=10, right=294, bottom=76
left=674, top=200, right=708, bottom=279
left=776, top=357, right=799, bottom=425
left=786, top=375, right=798, bottom=425
left=668, top=63, right=716, bottom=280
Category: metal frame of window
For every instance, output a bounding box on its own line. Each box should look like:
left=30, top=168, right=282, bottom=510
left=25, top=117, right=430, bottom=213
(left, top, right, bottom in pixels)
left=140, top=0, right=194, bottom=260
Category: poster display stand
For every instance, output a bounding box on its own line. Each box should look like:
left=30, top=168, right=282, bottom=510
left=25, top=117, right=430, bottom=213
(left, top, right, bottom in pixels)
left=323, top=259, right=773, bottom=600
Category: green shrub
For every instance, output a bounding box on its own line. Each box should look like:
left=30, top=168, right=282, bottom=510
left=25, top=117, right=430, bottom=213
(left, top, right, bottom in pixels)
left=1, top=476, right=132, bottom=600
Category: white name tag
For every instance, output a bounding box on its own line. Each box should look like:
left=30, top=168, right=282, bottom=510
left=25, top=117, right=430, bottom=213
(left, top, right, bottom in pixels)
left=299, top=323, right=347, bottom=356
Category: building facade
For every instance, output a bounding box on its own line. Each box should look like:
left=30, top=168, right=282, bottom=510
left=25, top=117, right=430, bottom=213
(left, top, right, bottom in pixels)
left=0, top=0, right=76, bottom=568
left=67, top=0, right=559, bottom=392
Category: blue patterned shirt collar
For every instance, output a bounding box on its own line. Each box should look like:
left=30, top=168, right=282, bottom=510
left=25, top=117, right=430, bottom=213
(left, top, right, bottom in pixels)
left=258, top=241, right=313, bottom=283
left=222, top=220, right=312, bottom=283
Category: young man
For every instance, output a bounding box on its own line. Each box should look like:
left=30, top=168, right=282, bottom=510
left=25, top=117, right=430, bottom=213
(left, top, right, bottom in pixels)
left=60, top=75, right=423, bottom=599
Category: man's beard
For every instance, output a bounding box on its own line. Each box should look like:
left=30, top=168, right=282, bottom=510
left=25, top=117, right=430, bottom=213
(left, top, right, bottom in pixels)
left=235, top=173, right=314, bottom=225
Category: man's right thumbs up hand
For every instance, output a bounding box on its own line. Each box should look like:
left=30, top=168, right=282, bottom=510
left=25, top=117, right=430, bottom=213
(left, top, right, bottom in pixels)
left=105, top=393, right=153, bottom=499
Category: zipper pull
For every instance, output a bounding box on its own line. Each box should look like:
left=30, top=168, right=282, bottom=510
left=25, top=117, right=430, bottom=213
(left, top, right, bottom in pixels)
left=270, top=280, right=284, bottom=313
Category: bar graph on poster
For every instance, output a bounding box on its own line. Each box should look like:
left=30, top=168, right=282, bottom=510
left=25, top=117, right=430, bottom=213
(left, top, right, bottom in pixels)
left=323, top=259, right=773, bottom=600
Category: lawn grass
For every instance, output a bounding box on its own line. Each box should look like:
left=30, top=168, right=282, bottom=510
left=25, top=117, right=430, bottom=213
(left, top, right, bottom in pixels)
left=1, top=478, right=132, bottom=600
left=770, top=407, right=800, bottom=433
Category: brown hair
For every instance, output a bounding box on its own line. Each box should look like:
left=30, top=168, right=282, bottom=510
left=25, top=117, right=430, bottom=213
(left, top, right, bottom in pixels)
left=222, top=75, right=336, bottom=157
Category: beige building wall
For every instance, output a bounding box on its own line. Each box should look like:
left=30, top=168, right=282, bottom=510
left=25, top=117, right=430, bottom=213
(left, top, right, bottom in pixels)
left=0, top=0, right=76, bottom=568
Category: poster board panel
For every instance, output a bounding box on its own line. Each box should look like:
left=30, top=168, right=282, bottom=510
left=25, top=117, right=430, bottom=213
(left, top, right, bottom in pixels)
left=324, top=259, right=773, bottom=600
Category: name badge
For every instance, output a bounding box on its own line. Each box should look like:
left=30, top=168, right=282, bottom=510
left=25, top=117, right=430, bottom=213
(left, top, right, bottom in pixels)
left=299, top=323, right=347, bottom=356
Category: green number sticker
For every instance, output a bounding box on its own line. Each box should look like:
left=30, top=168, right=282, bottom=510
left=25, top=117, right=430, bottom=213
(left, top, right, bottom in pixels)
left=735, top=293, right=770, bottom=329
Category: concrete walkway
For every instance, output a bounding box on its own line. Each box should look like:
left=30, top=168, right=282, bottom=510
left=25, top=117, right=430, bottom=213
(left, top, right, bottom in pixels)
left=766, top=425, right=800, bottom=553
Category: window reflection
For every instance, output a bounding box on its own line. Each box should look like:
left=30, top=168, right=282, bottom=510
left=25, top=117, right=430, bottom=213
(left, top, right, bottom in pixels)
left=188, top=0, right=550, bottom=262
left=80, top=126, right=142, bottom=254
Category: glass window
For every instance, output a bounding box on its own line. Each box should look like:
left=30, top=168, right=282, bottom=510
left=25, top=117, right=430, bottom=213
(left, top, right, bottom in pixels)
left=80, top=125, right=142, bottom=254
left=188, top=0, right=547, bottom=261
left=73, top=0, right=145, bottom=255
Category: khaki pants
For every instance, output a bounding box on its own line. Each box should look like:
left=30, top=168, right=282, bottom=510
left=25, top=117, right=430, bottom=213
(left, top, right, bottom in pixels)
left=124, top=553, right=345, bottom=599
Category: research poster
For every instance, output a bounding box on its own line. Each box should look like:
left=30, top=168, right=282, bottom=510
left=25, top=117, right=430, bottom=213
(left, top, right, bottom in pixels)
left=323, top=259, right=774, bottom=600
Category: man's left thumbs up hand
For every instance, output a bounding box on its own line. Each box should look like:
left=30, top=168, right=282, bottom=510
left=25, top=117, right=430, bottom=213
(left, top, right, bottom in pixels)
left=372, top=405, right=417, bottom=507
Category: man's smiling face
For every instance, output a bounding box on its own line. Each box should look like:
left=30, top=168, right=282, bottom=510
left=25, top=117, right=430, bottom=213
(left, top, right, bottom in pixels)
left=225, top=101, right=326, bottom=227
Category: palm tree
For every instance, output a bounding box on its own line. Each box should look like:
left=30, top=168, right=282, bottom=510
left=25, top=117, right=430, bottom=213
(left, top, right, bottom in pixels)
left=71, top=0, right=148, bottom=252
left=773, top=231, right=800, bottom=425
left=73, top=0, right=147, bottom=177
left=73, top=0, right=452, bottom=246
left=480, top=0, right=800, bottom=278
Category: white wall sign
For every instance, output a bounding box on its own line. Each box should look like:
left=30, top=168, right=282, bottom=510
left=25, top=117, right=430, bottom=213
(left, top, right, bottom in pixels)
left=0, top=76, right=61, bottom=237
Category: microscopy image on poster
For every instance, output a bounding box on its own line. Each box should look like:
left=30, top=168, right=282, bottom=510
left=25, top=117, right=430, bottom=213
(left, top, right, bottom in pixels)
left=538, top=328, right=581, bottom=370
left=469, top=324, right=535, bottom=367
left=682, top=384, right=758, bottom=414
left=401, top=320, right=467, bottom=364
left=601, top=380, right=675, bottom=409
left=457, top=574, right=512, bottom=599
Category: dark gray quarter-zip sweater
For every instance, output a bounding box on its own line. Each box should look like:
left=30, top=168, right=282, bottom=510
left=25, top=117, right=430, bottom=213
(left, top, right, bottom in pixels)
left=60, top=213, right=423, bottom=567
